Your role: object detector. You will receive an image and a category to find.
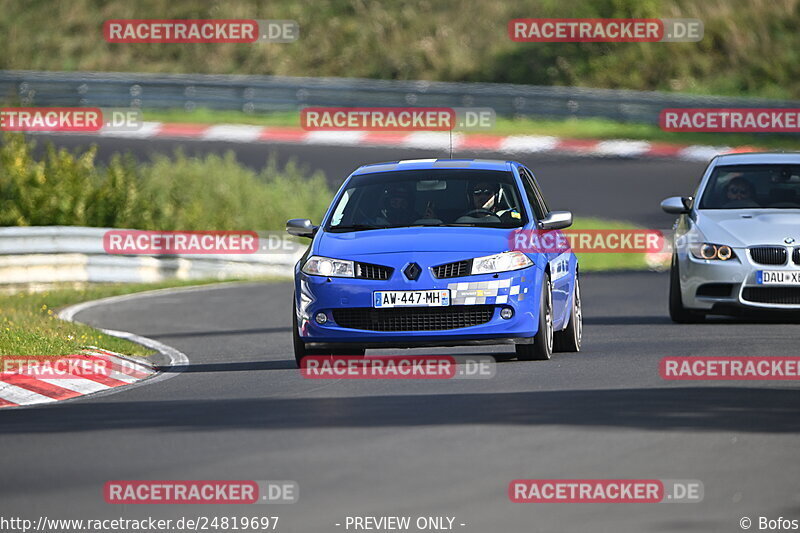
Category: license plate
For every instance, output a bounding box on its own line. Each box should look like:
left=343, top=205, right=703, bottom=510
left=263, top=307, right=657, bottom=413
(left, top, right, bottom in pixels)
left=373, top=290, right=450, bottom=308
left=758, top=271, right=800, bottom=285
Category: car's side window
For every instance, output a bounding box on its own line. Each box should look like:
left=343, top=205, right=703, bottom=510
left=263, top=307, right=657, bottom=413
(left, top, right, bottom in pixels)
left=528, top=170, right=551, bottom=215
left=519, top=168, right=547, bottom=220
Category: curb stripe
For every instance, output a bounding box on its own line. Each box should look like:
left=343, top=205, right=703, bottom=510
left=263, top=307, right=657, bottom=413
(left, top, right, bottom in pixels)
left=3, top=376, right=81, bottom=400
left=0, top=350, right=157, bottom=408
left=0, top=382, right=61, bottom=405
left=36, top=122, right=763, bottom=161
left=38, top=378, right=110, bottom=395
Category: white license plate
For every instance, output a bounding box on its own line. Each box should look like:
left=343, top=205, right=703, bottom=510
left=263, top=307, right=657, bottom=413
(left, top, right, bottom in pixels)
left=373, top=290, right=450, bottom=308
left=758, top=271, right=800, bottom=285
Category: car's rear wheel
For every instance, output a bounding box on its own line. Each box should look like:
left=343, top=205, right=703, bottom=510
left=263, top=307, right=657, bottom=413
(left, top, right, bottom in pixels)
left=516, top=273, right=554, bottom=361
left=554, top=275, right=582, bottom=352
left=669, top=254, right=705, bottom=323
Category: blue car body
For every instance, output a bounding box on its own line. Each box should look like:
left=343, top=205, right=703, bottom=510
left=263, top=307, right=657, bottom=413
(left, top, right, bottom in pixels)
left=291, top=159, right=579, bottom=352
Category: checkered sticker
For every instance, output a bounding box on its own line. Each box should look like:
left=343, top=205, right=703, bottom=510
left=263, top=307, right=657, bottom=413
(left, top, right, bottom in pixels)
left=448, top=277, right=523, bottom=305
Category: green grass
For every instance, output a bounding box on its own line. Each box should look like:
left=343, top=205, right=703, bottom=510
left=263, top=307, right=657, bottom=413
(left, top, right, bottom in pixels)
left=142, top=108, right=800, bottom=151
left=570, top=217, right=654, bottom=272
left=0, top=279, right=276, bottom=359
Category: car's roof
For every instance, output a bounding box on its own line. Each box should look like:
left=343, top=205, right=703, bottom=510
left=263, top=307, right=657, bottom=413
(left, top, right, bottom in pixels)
left=713, top=152, right=800, bottom=165
left=352, top=158, right=513, bottom=175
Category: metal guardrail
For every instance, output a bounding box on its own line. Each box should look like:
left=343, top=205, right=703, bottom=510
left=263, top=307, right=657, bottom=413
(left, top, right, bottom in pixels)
left=1, top=70, right=799, bottom=124
left=0, top=226, right=303, bottom=284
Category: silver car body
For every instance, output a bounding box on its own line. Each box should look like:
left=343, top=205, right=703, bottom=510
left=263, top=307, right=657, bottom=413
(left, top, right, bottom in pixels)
left=668, top=152, right=800, bottom=313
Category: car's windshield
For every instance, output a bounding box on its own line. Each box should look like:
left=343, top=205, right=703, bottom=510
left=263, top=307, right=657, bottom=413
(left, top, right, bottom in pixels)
left=699, top=164, right=800, bottom=209
left=325, top=169, right=527, bottom=231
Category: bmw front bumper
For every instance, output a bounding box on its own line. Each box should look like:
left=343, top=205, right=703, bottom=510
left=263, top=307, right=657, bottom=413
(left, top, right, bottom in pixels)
left=679, top=247, right=800, bottom=312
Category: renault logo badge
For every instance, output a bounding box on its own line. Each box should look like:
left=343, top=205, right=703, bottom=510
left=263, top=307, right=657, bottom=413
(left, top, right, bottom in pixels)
left=403, top=262, right=421, bottom=281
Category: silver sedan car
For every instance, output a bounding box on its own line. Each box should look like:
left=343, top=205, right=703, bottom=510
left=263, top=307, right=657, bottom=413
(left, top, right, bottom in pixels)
left=662, top=152, right=800, bottom=322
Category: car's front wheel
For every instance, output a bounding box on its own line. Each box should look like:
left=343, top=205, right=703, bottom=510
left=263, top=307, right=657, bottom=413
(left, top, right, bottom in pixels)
left=554, top=275, right=582, bottom=352
left=292, top=303, right=308, bottom=367
left=516, top=273, right=554, bottom=361
left=292, top=301, right=365, bottom=368
left=668, top=254, right=705, bottom=323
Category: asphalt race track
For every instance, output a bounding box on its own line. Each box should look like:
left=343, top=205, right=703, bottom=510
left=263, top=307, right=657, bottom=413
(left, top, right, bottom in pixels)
left=2, top=137, right=799, bottom=532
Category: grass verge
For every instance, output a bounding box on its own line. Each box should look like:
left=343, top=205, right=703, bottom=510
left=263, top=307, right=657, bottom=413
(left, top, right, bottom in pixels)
left=143, top=109, right=800, bottom=151
left=0, top=278, right=277, bottom=359
left=570, top=217, right=653, bottom=272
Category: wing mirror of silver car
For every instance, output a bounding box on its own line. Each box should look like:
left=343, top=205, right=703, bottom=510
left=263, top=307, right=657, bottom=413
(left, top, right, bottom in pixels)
left=286, top=218, right=318, bottom=238
left=661, top=196, right=693, bottom=214
left=539, top=210, right=573, bottom=230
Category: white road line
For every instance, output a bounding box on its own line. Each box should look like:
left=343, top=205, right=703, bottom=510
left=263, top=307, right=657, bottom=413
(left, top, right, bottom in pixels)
left=99, top=121, right=162, bottom=139
left=304, top=131, right=365, bottom=145
left=202, top=124, right=264, bottom=142
left=499, top=135, right=559, bottom=153
left=401, top=132, right=458, bottom=150
left=0, top=382, right=55, bottom=405
left=39, top=378, right=109, bottom=395
left=678, top=145, right=731, bottom=161
left=594, top=140, right=652, bottom=157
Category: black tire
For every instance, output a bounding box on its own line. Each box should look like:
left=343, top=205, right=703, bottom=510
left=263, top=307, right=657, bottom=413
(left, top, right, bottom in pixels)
left=293, top=301, right=365, bottom=367
left=292, top=303, right=308, bottom=367
left=554, top=275, right=582, bottom=352
left=669, top=255, right=705, bottom=323
left=516, top=273, right=554, bottom=361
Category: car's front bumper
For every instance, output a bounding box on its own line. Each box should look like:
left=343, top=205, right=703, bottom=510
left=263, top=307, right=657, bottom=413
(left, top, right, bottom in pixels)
left=295, top=264, right=543, bottom=347
left=679, top=247, right=800, bottom=312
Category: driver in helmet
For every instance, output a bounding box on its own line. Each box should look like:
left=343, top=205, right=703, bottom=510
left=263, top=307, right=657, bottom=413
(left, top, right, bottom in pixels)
left=471, top=181, right=500, bottom=211
left=378, top=183, right=416, bottom=226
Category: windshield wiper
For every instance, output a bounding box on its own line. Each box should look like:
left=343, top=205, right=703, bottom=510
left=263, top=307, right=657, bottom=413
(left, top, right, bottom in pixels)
left=328, top=224, right=387, bottom=232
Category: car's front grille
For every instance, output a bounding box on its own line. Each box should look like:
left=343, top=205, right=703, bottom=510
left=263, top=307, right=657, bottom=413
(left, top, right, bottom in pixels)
left=742, top=287, right=800, bottom=305
left=332, top=305, right=494, bottom=331
left=749, top=247, right=787, bottom=265
left=793, top=248, right=800, bottom=265
left=431, top=260, right=471, bottom=279
left=355, top=262, right=393, bottom=280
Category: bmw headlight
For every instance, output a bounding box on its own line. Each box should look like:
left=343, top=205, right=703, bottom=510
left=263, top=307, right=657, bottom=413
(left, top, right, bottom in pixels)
left=471, top=251, right=533, bottom=275
left=302, top=256, right=354, bottom=277
left=690, top=243, right=736, bottom=261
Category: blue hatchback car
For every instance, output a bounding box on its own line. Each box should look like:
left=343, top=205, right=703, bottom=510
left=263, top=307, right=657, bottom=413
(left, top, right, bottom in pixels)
left=287, top=159, right=582, bottom=366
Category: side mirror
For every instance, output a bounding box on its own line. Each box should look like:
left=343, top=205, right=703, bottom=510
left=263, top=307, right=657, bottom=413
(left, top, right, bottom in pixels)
left=539, top=210, right=573, bottom=230
left=661, top=196, right=691, bottom=215
left=286, top=218, right=317, bottom=238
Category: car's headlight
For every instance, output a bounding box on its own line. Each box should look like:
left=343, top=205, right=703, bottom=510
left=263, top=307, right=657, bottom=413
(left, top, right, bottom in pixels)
left=471, top=251, right=533, bottom=275
left=302, top=255, right=354, bottom=277
left=690, top=243, right=736, bottom=261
